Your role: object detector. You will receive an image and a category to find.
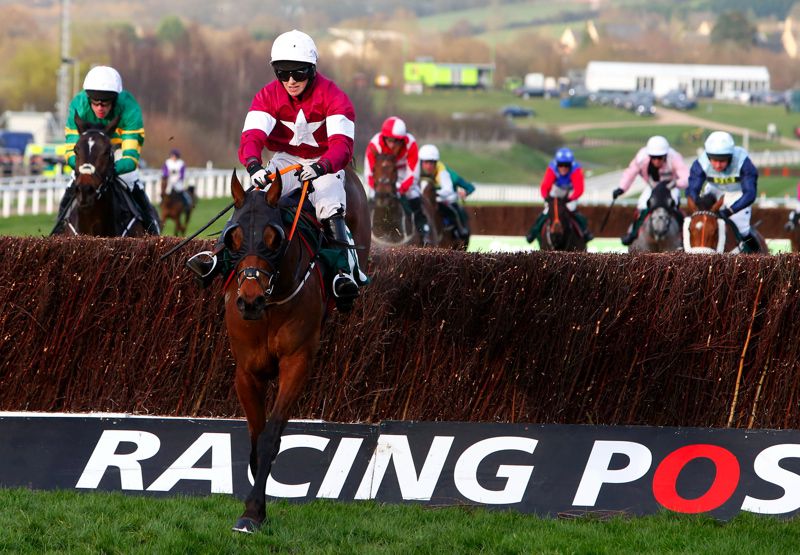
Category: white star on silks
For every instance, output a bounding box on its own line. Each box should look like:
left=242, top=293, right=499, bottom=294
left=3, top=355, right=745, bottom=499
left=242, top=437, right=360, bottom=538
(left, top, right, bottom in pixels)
left=281, top=109, right=323, bottom=147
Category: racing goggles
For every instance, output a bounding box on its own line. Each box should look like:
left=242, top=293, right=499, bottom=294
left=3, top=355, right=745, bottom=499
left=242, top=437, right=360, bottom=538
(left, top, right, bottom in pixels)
left=274, top=66, right=313, bottom=82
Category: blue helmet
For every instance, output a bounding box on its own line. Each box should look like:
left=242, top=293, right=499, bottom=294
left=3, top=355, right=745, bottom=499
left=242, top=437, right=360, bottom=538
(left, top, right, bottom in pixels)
left=554, top=147, right=574, bottom=165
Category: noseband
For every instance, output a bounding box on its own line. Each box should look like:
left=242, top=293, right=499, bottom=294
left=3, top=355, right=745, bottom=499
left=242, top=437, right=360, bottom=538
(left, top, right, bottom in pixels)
left=683, top=210, right=726, bottom=253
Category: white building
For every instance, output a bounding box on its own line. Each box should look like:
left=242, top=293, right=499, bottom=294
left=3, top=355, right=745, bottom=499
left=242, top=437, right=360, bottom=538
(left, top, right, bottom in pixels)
left=584, top=61, right=770, bottom=98
left=0, top=111, right=60, bottom=144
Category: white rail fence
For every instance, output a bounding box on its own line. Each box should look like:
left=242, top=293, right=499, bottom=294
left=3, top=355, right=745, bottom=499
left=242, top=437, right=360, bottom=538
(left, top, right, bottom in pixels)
left=2, top=150, right=798, bottom=218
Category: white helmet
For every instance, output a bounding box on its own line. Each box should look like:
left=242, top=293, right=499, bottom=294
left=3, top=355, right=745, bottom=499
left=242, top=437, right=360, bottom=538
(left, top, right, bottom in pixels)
left=704, top=131, right=735, bottom=157
left=419, top=144, right=440, bottom=161
left=270, top=30, right=318, bottom=65
left=646, top=135, right=669, bottom=157
left=83, top=66, right=122, bottom=94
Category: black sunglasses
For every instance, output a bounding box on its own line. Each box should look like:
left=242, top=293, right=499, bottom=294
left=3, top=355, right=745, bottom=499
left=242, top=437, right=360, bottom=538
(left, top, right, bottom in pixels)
left=274, top=67, right=312, bottom=82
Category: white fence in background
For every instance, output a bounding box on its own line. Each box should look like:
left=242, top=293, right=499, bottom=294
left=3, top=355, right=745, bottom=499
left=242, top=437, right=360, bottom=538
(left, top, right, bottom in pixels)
left=0, top=167, right=237, bottom=218
left=1, top=150, right=798, bottom=218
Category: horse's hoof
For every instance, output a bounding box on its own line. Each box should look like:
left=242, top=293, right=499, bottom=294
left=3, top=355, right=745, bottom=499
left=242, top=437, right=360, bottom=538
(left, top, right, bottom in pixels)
left=232, top=517, right=261, bottom=534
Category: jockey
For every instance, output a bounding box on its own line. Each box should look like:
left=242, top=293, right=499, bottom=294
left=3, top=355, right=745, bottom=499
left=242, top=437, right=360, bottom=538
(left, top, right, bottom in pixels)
left=54, top=65, right=159, bottom=234
left=614, top=135, right=689, bottom=246
left=687, top=131, right=761, bottom=253
left=415, top=144, right=473, bottom=240
left=186, top=29, right=366, bottom=309
left=363, top=116, right=428, bottom=241
left=525, top=147, right=593, bottom=243
left=162, top=149, right=191, bottom=208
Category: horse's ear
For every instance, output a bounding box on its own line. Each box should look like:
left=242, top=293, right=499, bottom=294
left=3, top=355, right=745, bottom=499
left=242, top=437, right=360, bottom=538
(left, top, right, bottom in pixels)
left=104, top=115, right=121, bottom=135
left=711, top=195, right=725, bottom=212
left=75, top=114, right=87, bottom=134
left=266, top=168, right=282, bottom=208
left=687, top=196, right=697, bottom=213
left=231, top=170, right=245, bottom=208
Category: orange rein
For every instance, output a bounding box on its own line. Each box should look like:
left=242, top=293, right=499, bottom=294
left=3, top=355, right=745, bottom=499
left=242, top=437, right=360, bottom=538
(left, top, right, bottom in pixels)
left=261, top=163, right=306, bottom=241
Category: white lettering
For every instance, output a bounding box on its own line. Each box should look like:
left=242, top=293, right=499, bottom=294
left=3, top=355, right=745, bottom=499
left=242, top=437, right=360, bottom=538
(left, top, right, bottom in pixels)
left=147, top=433, right=232, bottom=493
left=742, top=444, right=800, bottom=514
left=355, top=435, right=454, bottom=500
left=454, top=436, right=537, bottom=504
left=265, top=435, right=329, bottom=498
left=76, top=430, right=160, bottom=490
left=317, top=437, right=364, bottom=498
left=573, top=440, right=652, bottom=506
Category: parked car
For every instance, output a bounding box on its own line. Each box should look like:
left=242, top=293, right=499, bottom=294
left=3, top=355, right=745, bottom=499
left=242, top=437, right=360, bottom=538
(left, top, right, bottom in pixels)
left=500, top=105, right=535, bottom=118
left=513, top=86, right=544, bottom=99
left=660, top=90, right=697, bottom=110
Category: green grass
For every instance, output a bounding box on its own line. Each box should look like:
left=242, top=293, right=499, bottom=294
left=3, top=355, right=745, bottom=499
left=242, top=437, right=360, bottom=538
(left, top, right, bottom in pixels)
left=1, top=488, right=799, bottom=554
left=695, top=101, right=798, bottom=139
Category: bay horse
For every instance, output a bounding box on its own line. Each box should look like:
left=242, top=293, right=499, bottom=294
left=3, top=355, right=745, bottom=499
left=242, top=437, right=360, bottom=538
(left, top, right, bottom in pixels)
left=538, top=196, right=586, bottom=251
left=629, top=181, right=682, bottom=253
left=227, top=166, right=369, bottom=533
left=160, top=176, right=196, bottom=236
left=419, top=176, right=465, bottom=250
left=55, top=114, right=149, bottom=237
left=684, top=194, right=768, bottom=254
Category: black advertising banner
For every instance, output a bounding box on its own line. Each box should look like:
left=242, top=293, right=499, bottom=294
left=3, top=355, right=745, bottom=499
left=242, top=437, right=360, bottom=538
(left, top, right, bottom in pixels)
left=2, top=413, right=800, bottom=519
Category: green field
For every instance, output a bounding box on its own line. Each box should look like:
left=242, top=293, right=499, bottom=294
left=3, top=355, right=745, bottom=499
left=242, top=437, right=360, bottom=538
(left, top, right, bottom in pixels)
left=2, top=488, right=799, bottom=553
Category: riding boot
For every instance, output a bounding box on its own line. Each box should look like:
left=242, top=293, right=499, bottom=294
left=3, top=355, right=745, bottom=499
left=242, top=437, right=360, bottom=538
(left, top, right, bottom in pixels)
left=741, top=233, right=762, bottom=254
left=408, top=197, right=432, bottom=245
left=51, top=184, right=77, bottom=235
left=131, top=186, right=160, bottom=235
left=526, top=212, right=547, bottom=244
left=322, top=211, right=359, bottom=311
left=572, top=211, right=594, bottom=241
left=621, top=210, right=647, bottom=246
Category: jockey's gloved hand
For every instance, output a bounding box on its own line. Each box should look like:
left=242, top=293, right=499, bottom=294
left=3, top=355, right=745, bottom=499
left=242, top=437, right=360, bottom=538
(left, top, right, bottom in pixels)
left=296, top=162, right=326, bottom=182
left=246, top=162, right=270, bottom=189
left=785, top=220, right=796, bottom=232
left=718, top=207, right=733, bottom=221
left=612, top=188, right=624, bottom=200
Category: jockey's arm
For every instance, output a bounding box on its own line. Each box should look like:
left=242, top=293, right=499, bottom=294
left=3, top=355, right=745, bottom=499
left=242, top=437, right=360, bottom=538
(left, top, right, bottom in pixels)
left=729, top=158, right=758, bottom=213
left=114, top=94, right=145, bottom=175
left=686, top=160, right=706, bottom=202
left=568, top=167, right=585, bottom=201
left=539, top=167, right=556, bottom=199
left=364, top=143, right=377, bottom=189
left=669, top=151, right=690, bottom=189
left=618, top=151, right=645, bottom=193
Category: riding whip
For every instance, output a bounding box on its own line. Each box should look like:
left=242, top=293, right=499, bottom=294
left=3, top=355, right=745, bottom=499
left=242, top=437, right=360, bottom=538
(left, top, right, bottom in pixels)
left=159, top=165, right=300, bottom=261
left=599, top=196, right=616, bottom=233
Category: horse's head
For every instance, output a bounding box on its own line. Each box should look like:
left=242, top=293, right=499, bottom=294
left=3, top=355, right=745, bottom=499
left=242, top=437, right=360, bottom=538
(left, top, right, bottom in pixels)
left=684, top=194, right=726, bottom=253
left=373, top=153, right=399, bottom=205
left=646, top=181, right=677, bottom=240
left=73, top=114, right=119, bottom=207
left=225, top=170, right=288, bottom=320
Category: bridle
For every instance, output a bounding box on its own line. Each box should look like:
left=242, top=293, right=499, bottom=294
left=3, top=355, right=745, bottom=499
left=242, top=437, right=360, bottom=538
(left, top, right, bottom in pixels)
left=683, top=210, right=726, bottom=253
left=74, top=129, right=115, bottom=202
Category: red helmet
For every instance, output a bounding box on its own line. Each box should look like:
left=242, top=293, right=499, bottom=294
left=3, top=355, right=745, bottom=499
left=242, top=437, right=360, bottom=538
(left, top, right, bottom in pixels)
left=381, top=116, right=407, bottom=141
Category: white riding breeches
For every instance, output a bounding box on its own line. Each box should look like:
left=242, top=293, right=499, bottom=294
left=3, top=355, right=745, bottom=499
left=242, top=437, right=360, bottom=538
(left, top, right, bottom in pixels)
left=402, top=181, right=422, bottom=200
left=118, top=170, right=144, bottom=192
left=637, top=185, right=681, bottom=211
left=703, top=184, right=751, bottom=236
left=267, top=152, right=346, bottom=221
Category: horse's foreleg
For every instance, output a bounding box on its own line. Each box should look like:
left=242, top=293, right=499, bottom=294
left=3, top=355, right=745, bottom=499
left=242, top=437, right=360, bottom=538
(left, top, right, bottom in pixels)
left=234, top=370, right=267, bottom=486
left=235, top=352, right=312, bottom=533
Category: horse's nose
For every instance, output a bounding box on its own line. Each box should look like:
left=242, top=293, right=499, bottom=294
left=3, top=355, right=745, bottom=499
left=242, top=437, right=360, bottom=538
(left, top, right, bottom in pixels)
left=237, top=295, right=267, bottom=320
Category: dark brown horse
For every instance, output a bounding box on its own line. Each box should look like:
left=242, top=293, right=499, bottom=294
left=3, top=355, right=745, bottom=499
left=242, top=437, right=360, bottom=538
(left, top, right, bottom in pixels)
left=369, top=152, right=419, bottom=246
left=538, top=196, right=586, bottom=251
left=160, top=177, right=196, bottom=236
left=684, top=194, right=768, bottom=253
left=419, top=177, right=466, bottom=250
left=227, top=166, right=369, bottom=533
left=55, top=115, right=149, bottom=237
